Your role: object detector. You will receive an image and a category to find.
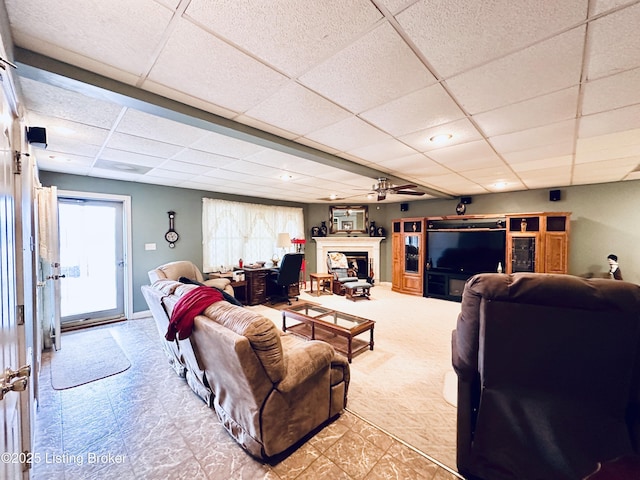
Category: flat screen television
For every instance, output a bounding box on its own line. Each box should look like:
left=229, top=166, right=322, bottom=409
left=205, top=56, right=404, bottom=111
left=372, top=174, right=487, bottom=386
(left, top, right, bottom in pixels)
left=427, top=230, right=506, bottom=275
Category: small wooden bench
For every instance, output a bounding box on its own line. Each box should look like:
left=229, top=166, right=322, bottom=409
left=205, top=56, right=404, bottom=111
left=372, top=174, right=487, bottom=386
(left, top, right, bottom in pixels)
left=344, top=281, right=371, bottom=301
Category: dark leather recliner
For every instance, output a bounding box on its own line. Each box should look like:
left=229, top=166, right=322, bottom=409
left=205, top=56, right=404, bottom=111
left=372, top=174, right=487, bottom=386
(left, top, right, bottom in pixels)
left=452, top=273, right=640, bottom=480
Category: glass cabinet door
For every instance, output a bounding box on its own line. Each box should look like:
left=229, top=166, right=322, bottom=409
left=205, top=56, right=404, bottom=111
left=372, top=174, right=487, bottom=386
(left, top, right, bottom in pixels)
left=405, top=235, right=420, bottom=273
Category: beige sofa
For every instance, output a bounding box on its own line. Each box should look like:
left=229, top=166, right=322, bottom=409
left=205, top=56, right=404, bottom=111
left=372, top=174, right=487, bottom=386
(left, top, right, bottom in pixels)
left=141, top=278, right=350, bottom=460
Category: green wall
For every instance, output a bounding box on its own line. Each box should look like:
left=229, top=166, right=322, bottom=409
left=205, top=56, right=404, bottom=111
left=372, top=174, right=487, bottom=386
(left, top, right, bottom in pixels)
left=40, top=171, right=307, bottom=313
left=308, top=180, right=640, bottom=286
left=41, top=171, right=640, bottom=313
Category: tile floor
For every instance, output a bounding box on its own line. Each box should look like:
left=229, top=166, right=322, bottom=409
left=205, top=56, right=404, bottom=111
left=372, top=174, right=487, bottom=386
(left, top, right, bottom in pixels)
left=31, top=317, right=462, bottom=479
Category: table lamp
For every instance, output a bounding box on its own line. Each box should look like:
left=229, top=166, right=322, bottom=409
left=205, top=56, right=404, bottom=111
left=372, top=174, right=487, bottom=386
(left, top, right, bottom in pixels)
left=275, top=232, right=292, bottom=266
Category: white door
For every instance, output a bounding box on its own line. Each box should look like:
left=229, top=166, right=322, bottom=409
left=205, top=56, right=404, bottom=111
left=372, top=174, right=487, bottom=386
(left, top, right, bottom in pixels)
left=58, top=197, right=126, bottom=327
left=1, top=126, right=29, bottom=478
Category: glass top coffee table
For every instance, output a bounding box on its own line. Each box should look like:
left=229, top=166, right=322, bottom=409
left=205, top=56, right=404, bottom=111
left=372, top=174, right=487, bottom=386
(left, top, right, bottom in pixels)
left=282, top=303, right=375, bottom=363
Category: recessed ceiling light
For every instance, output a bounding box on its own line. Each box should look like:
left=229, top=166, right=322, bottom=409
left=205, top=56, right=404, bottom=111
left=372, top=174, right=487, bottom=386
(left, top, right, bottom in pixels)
left=429, top=133, right=453, bottom=144
left=280, top=173, right=293, bottom=181
left=329, top=193, right=338, bottom=200
left=493, top=181, right=508, bottom=189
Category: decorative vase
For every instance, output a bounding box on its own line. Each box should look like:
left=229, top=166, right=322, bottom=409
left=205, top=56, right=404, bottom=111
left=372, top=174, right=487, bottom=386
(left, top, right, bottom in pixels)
left=369, top=221, right=376, bottom=237
left=311, top=226, right=320, bottom=237
left=320, top=221, right=328, bottom=237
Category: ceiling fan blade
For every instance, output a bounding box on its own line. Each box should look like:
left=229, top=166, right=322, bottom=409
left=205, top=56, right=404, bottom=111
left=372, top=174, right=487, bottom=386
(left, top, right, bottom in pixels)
left=395, top=190, right=425, bottom=196
left=390, top=184, right=417, bottom=191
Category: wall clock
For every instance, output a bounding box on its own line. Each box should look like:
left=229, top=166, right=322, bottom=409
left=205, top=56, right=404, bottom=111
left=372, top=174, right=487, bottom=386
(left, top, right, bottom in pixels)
left=456, top=202, right=466, bottom=215
left=165, top=211, right=179, bottom=248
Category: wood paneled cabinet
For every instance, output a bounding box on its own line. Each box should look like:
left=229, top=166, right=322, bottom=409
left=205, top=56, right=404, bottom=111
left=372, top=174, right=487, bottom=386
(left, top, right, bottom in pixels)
left=506, top=212, right=570, bottom=274
left=391, top=218, right=424, bottom=296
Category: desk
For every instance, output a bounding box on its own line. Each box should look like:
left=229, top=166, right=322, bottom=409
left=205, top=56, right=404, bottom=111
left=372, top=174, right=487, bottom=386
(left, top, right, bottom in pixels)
left=309, top=273, right=333, bottom=296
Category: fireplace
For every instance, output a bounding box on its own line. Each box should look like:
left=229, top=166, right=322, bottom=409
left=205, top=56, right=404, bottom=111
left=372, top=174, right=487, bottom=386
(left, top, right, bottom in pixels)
left=329, top=250, right=368, bottom=279
left=313, top=236, right=384, bottom=282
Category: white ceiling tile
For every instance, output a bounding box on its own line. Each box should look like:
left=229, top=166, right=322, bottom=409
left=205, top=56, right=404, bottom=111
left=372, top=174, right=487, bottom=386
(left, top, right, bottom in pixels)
left=510, top=155, right=573, bottom=172
left=20, top=78, right=124, bottom=129
left=590, top=0, right=637, bottom=16
left=582, top=68, right=640, bottom=115
left=575, top=144, right=640, bottom=164
left=304, top=117, right=391, bottom=153
left=99, top=148, right=165, bottom=168
left=190, top=132, right=265, bottom=158
left=233, top=115, right=299, bottom=141
left=36, top=151, right=94, bottom=170
left=116, top=109, right=209, bottom=146
left=147, top=19, right=289, bottom=113
left=6, top=0, right=174, bottom=75
left=399, top=118, right=483, bottom=152
left=446, top=27, right=585, bottom=114
left=520, top=167, right=573, bottom=188
left=172, top=148, right=236, bottom=169
left=185, top=0, right=381, bottom=76
left=502, top=141, right=574, bottom=164
left=414, top=173, right=488, bottom=196
left=293, top=137, right=340, bottom=155
left=299, top=22, right=437, bottom=113
left=377, top=0, right=420, bottom=14
left=374, top=154, right=451, bottom=177
left=579, top=106, right=640, bottom=138
left=576, top=128, right=640, bottom=155
left=346, top=138, right=418, bottom=163
left=473, top=87, right=579, bottom=137
left=572, top=156, right=640, bottom=182
left=397, top=0, right=587, bottom=78
left=145, top=169, right=195, bottom=181
left=243, top=83, right=351, bottom=136
left=26, top=113, right=111, bottom=148
left=106, top=132, right=184, bottom=158
left=360, top=84, right=466, bottom=136
left=490, top=119, right=577, bottom=155
left=425, top=140, right=504, bottom=171
left=244, top=149, right=333, bottom=176
left=157, top=160, right=212, bottom=175
left=586, top=2, right=640, bottom=80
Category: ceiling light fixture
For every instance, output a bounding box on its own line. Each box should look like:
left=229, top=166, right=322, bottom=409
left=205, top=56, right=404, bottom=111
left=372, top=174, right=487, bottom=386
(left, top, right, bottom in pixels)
left=493, top=181, right=508, bottom=189
left=429, top=133, right=452, bottom=145
left=329, top=193, right=338, bottom=200
left=280, top=173, right=293, bottom=181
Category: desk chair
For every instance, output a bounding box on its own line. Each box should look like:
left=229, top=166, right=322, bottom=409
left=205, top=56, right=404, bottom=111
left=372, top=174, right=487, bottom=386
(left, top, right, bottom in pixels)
left=268, top=253, right=304, bottom=305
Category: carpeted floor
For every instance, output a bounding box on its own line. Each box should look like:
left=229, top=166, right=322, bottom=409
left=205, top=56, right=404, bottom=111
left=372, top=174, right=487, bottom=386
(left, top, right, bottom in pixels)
left=50, top=327, right=131, bottom=390
left=250, top=283, right=461, bottom=470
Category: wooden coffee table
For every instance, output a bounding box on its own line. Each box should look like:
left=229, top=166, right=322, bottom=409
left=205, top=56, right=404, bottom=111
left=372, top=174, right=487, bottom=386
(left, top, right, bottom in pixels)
left=282, top=303, right=375, bottom=363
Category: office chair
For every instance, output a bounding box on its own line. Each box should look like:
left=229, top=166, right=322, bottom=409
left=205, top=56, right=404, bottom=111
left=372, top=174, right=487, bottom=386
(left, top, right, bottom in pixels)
left=268, top=253, right=304, bottom=305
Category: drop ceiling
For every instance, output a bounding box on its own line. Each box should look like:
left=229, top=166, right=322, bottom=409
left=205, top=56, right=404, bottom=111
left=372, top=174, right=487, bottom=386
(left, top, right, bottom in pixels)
left=3, top=0, right=640, bottom=204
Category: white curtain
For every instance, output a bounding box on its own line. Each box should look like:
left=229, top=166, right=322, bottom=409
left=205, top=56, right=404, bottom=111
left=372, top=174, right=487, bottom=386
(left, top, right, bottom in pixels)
left=202, top=198, right=304, bottom=272
left=37, top=185, right=57, bottom=263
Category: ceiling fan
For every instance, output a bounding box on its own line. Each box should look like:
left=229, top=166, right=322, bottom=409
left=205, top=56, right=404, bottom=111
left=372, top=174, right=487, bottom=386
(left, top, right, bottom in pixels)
left=370, top=178, right=426, bottom=201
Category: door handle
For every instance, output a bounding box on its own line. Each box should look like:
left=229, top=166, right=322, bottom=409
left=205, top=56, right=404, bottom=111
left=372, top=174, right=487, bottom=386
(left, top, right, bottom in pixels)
left=0, top=377, right=28, bottom=400
left=46, top=274, right=66, bottom=280
left=5, top=365, right=31, bottom=382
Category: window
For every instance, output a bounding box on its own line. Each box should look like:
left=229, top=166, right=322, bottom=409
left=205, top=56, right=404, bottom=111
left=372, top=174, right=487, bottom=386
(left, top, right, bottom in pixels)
left=202, top=198, right=304, bottom=272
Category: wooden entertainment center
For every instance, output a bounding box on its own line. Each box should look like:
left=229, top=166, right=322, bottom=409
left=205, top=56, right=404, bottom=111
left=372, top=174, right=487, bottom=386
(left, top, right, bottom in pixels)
left=392, top=212, right=570, bottom=301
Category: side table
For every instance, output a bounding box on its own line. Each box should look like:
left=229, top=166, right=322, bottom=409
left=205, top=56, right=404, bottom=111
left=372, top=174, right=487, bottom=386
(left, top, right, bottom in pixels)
left=309, top=273, right=333, bottom=297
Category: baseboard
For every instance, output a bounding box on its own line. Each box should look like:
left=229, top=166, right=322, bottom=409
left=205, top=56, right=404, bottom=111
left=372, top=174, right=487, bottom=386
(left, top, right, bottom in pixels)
left=131, top=309, right=151, bottom=319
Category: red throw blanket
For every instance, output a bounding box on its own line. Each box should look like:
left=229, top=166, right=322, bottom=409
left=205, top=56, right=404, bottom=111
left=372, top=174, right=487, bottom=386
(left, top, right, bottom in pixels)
left=166, top=286, right=224, bottom=341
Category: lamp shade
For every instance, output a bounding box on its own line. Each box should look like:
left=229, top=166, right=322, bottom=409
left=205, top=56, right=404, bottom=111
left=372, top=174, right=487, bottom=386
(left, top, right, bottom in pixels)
left=276, top=232, right=292, bottom=248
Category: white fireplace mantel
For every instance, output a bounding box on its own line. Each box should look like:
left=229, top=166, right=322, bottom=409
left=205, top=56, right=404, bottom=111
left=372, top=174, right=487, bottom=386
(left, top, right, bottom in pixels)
left=313, top=236, right=385, bottom=281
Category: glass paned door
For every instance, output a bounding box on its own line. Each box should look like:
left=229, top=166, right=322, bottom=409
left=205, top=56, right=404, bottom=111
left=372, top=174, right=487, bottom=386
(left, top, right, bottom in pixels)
left=58, top=198, right=125, bottom=325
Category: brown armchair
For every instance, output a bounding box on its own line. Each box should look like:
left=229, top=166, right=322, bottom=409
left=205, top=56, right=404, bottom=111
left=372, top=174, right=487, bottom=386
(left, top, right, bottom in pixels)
left=452, top=273, right=640, bottom=480
left=148, top=260, right=234, bottom=296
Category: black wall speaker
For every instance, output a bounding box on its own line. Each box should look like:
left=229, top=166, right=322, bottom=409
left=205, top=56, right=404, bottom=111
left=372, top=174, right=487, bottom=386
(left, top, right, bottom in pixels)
left=461, top=196, right=472, bottom=205
left=549, top=189, right=561, bottom=201
left=400, top=203, right=409, bottom=212
left=27, top=127, right=47, bottom=148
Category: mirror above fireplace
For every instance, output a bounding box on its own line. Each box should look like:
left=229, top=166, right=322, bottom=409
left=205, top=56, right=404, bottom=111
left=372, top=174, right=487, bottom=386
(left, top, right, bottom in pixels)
left=330, top=205, right=368, bottom=234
